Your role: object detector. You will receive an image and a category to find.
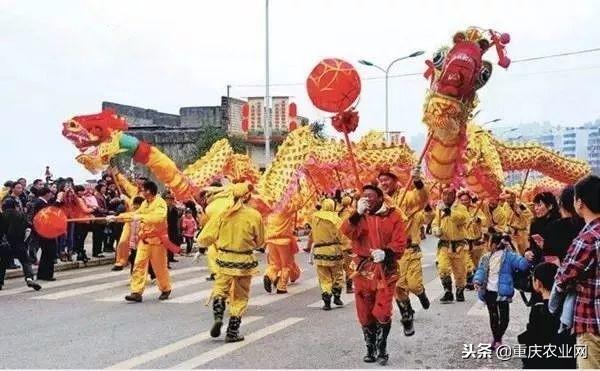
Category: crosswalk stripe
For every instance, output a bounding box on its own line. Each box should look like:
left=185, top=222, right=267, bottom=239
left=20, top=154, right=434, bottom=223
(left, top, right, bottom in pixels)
left=34, top=267, right=206, bottom=300
left=106, top=316, right=263, bottom=369
left=97, top=275, right=207, bottom=302
left=250, top=278, right=318, bottom=306
left=172, top=317, right=305, bottom=369
left=167, top=276, right=263, bottom=304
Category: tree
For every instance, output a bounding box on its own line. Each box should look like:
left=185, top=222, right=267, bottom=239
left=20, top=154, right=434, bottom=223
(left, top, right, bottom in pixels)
left=304, top=120, right=327, bottom=140
left=194, top=126, right=247, bottom=159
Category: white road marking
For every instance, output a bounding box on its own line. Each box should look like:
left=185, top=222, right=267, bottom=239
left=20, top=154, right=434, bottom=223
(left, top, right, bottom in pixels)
left=32, top=267, right=206, bottom=300
left=97, top=276, right=207, bottom=302
left=167, top=276, right=263, bottom=304
left=250, top=278, right=318, bottom=306
left=172, top=317, right=305, bottom=369
left=106, top=316, right=262, bottom=369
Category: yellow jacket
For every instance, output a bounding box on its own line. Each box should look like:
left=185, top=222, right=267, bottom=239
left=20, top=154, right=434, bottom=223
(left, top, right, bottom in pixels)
left=309, top=218, right=347, bottom=266
left=204, top=204, right=264, bottom=276
left=464, top=205, right=487, bottom=240
left=503, top=202, right=533, bottom=233
left=432, top=203, right=469, bottom=241
left=388, top=186, right=428, bottom=246
left=482, top=202, right=509, bottom=233
left=120, top=196, right=168, bottom=245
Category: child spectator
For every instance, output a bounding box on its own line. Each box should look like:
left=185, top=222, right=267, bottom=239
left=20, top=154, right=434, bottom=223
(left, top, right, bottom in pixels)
left=181, top=209, right=198, bottom=256
left=473, top=233, right=533, bottom=349
left=518, top=262, right=576, bottom=369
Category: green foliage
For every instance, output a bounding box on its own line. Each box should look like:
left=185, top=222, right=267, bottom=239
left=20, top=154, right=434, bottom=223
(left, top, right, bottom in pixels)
left=195, top=126, right=247, bottom=158
left=305, top=120, right=326, bottom=139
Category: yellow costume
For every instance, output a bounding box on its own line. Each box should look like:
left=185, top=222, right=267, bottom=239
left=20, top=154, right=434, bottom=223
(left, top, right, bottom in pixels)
left=112, top=172, right=138, bottom=269
left=264, top=212, right=300, bottom=294
left=503, top=201, right=533, bottom=255
left=337, top=196, right=355, bottom=293
left=463, top=203, right=487, bottom=286
left=122, top=195, right=172, bottom=298
left=432, top=202, right=469, bottom=303
left=308, top=199, right=348, bottom=310
left=198, top=183, right=264, bottom=343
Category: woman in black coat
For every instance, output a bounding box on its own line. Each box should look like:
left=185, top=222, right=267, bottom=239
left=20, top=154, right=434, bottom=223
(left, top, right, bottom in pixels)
left=530, top=186, right=584, bottom=264
left=528, top=192, right=561, bottom=259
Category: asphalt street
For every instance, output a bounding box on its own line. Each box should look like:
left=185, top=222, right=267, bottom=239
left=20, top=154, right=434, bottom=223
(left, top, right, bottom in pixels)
left=0, top=236, right=528, bottom=369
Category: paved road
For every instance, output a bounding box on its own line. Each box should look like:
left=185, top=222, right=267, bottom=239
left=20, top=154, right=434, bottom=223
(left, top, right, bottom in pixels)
left=0, top=237, right=528, bottom=369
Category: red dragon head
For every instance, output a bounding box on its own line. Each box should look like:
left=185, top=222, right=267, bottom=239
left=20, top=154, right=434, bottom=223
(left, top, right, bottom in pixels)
left=424, top=27, right=510, bottom=102
left=62, top=108, right=128, bottom=152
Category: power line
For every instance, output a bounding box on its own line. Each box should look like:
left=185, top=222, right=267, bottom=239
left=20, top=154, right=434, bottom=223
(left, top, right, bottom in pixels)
left=230, top=47, right=600, bottom=88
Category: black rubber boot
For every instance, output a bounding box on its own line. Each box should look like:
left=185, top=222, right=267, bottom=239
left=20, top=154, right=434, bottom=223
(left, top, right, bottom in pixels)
left=465, top=272, right=475, bottom=290
left=456, top=287, right=465, bottom=302
left=332, top=286, right=344, bottom=306
left=224, top=316, right=245, bottom=343
left=210, top=297, right=226, bottom=338
left=322, top=292, right=332, bottom=311
left=263, top=275, right=272, bottom=293
left=396, top=299, right=415, bottom=337
left=375, top=321, right=392, bottom=365
left=361, top=324, right=377, bottom=363
left=417, top=290, right=430, bottom=310
left=346, top=279, right=354, bottom=294
left=125, top=293, right=142, bottom=302
left=440, top=276, right=454, bottom=304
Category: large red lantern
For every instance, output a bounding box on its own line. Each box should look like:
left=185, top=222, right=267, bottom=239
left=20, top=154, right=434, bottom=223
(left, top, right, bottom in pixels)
left=306, top=58, right=361, bottom=113
left=33, top=206, right=68, bottom=239
left=241, top=103, right=249, bottom=132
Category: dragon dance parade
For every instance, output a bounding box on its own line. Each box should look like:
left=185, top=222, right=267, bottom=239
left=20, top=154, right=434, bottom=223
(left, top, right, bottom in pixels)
left=3, top=4, right=600, bottom=369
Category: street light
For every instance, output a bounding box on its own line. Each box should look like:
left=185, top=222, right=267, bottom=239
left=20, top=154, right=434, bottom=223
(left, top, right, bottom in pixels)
left=359, top=50, right=425, bottom=142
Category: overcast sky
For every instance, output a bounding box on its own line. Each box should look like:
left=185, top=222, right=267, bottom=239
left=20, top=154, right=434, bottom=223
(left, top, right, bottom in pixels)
left=1, top=0, right=599, bottom=182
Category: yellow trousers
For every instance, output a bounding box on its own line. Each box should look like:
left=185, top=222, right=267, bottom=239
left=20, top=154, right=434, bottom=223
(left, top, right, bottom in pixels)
left=395, top=248, right=424, bottom=301
left=207, top=244, right=218, bottom=275
left=130, top=242, right=171, bottom=294
left=437, top=245, right=467, bottom=289
left=265, top=242, right=295, bottom=291
left=212, top=274, right=251, bottom=317
left=114, top=223, right=131, bottom=267
left=466, top=243, right=485, bottom=272
left=316, top=264, right=344, bottom=294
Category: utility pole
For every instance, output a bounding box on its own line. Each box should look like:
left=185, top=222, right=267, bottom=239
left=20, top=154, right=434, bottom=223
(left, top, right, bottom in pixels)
left=264, top=0, right=271, bottom=164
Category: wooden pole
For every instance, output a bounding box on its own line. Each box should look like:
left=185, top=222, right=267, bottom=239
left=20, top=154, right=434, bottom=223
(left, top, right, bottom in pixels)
left=342, top=132, right=362, bottom=191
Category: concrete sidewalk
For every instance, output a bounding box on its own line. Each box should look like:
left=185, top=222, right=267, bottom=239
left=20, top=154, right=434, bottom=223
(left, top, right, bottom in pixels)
left=5, top=240, right=115, bottom=280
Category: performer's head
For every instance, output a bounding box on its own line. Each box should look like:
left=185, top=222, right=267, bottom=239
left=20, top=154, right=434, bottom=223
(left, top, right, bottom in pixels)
left=321, top=198, right=335, bottom=212
left=132, top=196, right=144, bottom=211
left=141, top=180, right=158, bottom=201
left=377, top=172, right=399, bottom=196
left=442, top=187, right=457, bottom=207
left=362, top=184, right=384, bottom=214
left=457, top=189, right=472, bottom=208
left=232, top=182, right=253, bottom=204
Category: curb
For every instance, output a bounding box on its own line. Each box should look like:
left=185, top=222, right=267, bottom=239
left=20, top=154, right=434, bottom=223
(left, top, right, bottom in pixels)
left=5, top=255, right=115, bottom=280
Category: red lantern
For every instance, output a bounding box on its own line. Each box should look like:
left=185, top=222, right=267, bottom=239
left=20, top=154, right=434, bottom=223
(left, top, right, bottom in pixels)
left=306, top=58, right=361, bottom=113
left=242, top=103, right=249, bottom=117
left=289, top=120, right=297, bottom=131
left=33, top=206, right=67, bottom=239
left=242, top=118, right=249, bottom=132
left=288, top=102, right=297, bottom=117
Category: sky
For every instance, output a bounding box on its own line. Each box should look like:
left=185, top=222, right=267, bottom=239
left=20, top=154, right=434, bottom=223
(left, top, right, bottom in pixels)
left=1, top=0, right=599, bottom=183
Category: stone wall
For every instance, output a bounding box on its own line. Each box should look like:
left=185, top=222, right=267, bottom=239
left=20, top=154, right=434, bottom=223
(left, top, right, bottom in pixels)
left=102, top=102, right=180, bottom=128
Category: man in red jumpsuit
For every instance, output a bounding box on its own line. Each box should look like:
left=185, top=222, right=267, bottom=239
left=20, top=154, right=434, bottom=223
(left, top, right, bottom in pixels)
left=341, top=185, right=407, bottom=365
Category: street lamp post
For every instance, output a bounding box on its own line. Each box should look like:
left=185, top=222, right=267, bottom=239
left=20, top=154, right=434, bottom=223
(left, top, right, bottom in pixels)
left=359, top=51, right=425, bottom=143
left=264, top=0, right=271, bottom=164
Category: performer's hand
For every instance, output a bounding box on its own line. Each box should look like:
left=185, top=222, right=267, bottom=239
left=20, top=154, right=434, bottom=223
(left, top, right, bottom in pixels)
left=371, top=249, right=385, bottom=263
left=357, top=197, right=369, bottom=215
left=432, top=227, right=441, bottom=237
left=106, top=215, right=117, bottom=223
